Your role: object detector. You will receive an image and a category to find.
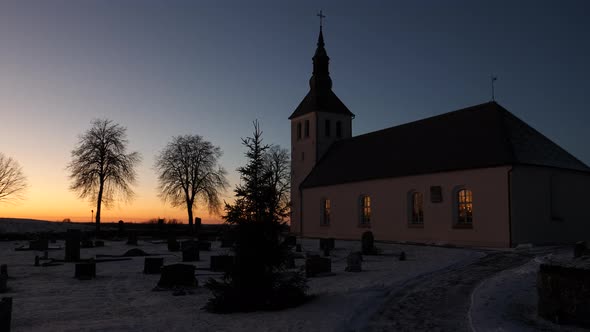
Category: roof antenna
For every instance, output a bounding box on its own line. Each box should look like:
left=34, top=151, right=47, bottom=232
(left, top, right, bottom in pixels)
left=491, top=75, right=498, bottom=101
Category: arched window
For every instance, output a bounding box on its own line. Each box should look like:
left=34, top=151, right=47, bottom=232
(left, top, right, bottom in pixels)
left=297, top=122, right=302, bottom=140
left=336, top=121, right=342, bottom=138
left=359, top=195, right=371, bottom=225
left=409, top=191, right=424, bottom=224
left=321, top=198, right=331, bottom=226
left=457, top=189, right=473, bottom=224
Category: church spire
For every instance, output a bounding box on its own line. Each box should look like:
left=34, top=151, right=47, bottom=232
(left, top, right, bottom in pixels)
left=310, top=10, right=332, bottom=92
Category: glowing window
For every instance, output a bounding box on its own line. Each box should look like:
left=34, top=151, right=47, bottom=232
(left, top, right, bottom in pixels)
left=457, top=189, right=473, bottom=224
left=321, top=199, right=331, bottom=226
left=360, top=195, right=371, bottom=225
left=410, top=192, right=424, bottom=224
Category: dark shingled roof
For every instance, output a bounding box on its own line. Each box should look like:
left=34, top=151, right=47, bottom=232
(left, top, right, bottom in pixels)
left=289, top=90, right=355, bottom=119
left=301, top=102, right=590, bottom=188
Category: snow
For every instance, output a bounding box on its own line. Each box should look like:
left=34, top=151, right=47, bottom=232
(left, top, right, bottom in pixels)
left=469, top=251, right=587, bottom=332
left=0, top=235, right=481, bottom=331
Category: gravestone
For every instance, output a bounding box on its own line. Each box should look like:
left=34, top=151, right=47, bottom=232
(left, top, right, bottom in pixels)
left=319, top=238, right=335, bottom=251
left=220, top=239, right=234, bottom=248
left=127, top=232, right=138, bottom=245
left=75, top=260, right=96, bottom=280
left=167, top=236, right=179, bottom=252
left=361, top=231, right=375, bottom=255
left=0, top=265, right=6, bottom=277
left=285, top=255, right=296, bottom=269
left=210, top=255, right=235, bottom=272
left=194, top=217, right=202, bottom=231
left=284, top=235, right=297, bottom=247
left=399, top=251, right=407, bottom=261
left=323, top=247, right=331, bottom=257
left=29, top=239, right=48, bottom=251
left=345, top=252, right=362, bottom=272
left=182, top=247, right=199, bottom=262
left=65, top=229, right=81, bottom=262
left=197, top=241, right=212, bottom=251
left=295, top=244, right=302, bottom=252
left=0, top=297, right=11, bottom=332
left=144, top=257, right=164, bottom=274
left=43, top=251, right=48, bottom=260
left=158, top=264, right=197, bottom=288
left=305, top=256, right=331, bottom=277
left=117, top=220, right=125, bottom=235
left=180, top=240, right=195, bottom=251
left=34, top=256, right=40, bottom=267
left=0, top=275, right=6, bottom=293
left=574, top=241, right=589, bottom=258
left=94, top=240, right=105, bottom=247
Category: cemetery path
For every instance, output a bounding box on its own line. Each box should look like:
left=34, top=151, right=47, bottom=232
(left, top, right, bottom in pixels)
left=361, top=250, right=536, bottom=332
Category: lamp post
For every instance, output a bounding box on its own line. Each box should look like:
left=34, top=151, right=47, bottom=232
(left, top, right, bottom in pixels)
left=91, top=210, right=94, bottom=223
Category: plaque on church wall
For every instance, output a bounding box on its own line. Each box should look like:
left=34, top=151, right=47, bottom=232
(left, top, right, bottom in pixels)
left=430, top=186, right=443, bottom=203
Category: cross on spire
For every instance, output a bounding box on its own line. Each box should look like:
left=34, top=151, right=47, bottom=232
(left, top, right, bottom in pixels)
left=317, top=10, right=326, bottom=28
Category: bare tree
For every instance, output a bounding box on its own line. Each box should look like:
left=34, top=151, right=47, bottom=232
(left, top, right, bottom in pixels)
left=155, top=135, right=228, bottom=234
left=263, top=145, right=290, bottom=221
left=67, top=119, right=140, bottom=232
left=0, top=153, right=28, bottom=203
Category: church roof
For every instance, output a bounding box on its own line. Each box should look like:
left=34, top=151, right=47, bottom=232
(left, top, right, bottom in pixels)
left=289, top=89, right=354, bottom=119
left=301, top=101, right=590, bottom=188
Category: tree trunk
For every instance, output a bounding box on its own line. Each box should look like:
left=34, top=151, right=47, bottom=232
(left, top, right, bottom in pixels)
left=96, top=180, right=104, bottom=233
left=187, top=200, right=194, bottom=235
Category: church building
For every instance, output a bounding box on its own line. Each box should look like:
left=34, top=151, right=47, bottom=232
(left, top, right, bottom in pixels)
left=289, top=26, right=590, bottom=248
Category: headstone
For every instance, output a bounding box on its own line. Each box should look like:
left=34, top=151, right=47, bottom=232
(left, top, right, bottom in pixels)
left=323, top=247, right=331, bottom=257
left=197, top=241, right=212, bottom=251
left=574, top=241, right=589, bottom=258
left=284, top=235, right=297, bottom=247
left=361, top=231, right=375, bottom=255
left=0, top=265, right=6, bottom=277
left=295, top=244, right=302, bottom=252
left=210, top=255, right=235, bottom=272
left=34, top=256, right=40, bottom=267
left=80, top=239, right=94, bottom=248
left=305, top=256, right=331, bottom=277
left=144, top=257, right=164, bottom=274
left=167, top=236, right=179, bottom=252
left=220, top=239, right=234, bottom=248
left=0, top=297, right=12, bottom=332
left=157, top=264, right=197, bottom=288
left=285, top=255, right=296, bottom=269
left=43, top=251, right=48, bottom=260
left=319, top=238, right=335, bottom=251
left=0, top=275, right=6, bottom=293
left=94, top=240, right=105, bottom=247
left=345, top=252, right=362, bottom=272
left=182, top=247, right=199, bottom=262
left=127, top=231, right=138, bottom=245
left=118, top=220, right=125, bottom=235
left=399, top=251, right=406, bottom=261
left=123, top=248, right=149, bottom=257
left=180, top=240, right=195, bottom=251
left=65, top=229, right=81, bottom=262
left=29, top=239, right=48, bottom=251
left=75, top=260, right=96, bottom=280
left=194, top=217, right=202, bottom=230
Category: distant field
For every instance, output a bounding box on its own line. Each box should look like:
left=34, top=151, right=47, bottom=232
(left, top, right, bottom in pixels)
left=0, top=218, right=92, bottom=233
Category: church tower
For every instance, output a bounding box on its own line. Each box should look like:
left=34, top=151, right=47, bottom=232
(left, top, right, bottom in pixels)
left=289, top=17, right=354, bottom=234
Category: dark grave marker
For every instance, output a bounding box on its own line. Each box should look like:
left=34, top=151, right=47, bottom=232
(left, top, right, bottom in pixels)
left=197, top=241, right=211, bottom=251
left=65, top=229, right=81, bottom=262
left=43, top=251, right=48, bottom=260
left=157, top=264, right=197, bottom=288
left=284, top=235, right=297, bottom=247
left=144, top=257, right=164, bottom=274
left=127, top=232, right=138, bottom=245
left=285, top=255, right=296, bottom=269
left=305, top=256, right=331, bottom=277
left=220, top=239, right=234, bottom=248
left=319, top=238, right=335, bottom=251
left=323, top=247, right=331, bottom=257
left=180, top=240, right=195, bottom=251
left=296, top=244, right=302, bottom=252
left=167, top=236, right=179, bottom=252
left=0, top=275, right=6, bottom=293
left=75, top=260, right=96, bottom=280
left=118, top=220, right=125, bottom=235
left=34, top=256, right=40, bottom=267
left=574, top=241, right=589, bottom=258
left=399, top=251, right=406, bottom=261
left=94, top=240, right=105, bottom=247
left=182, top=247, right=199, bottom=262
left=29, top=239, right=48, bottom=251
left=210, top=255, right=235, bottom=272
left=0, top=265, right=6, bottom=277
left=345, top=252, right=362, bottom=272
left=0, top=297, right=11, bottom=332
left=361, top=231, right=375, bottom=255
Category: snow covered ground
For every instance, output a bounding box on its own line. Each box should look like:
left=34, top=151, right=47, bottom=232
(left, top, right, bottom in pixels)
left=1, top=236, right=481, bottom=331
left=469, top=251, right=587, bottom=332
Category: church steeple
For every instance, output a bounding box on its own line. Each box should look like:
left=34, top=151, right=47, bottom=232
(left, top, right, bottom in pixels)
left=310, top=24, right=332, bottom=92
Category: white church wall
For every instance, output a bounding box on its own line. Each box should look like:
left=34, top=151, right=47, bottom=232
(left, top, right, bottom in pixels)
left=301, top=166, right=512, bottom=247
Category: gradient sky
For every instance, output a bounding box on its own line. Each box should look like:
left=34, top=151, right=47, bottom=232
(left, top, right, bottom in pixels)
left=1, top=1, right=589, bottom=223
